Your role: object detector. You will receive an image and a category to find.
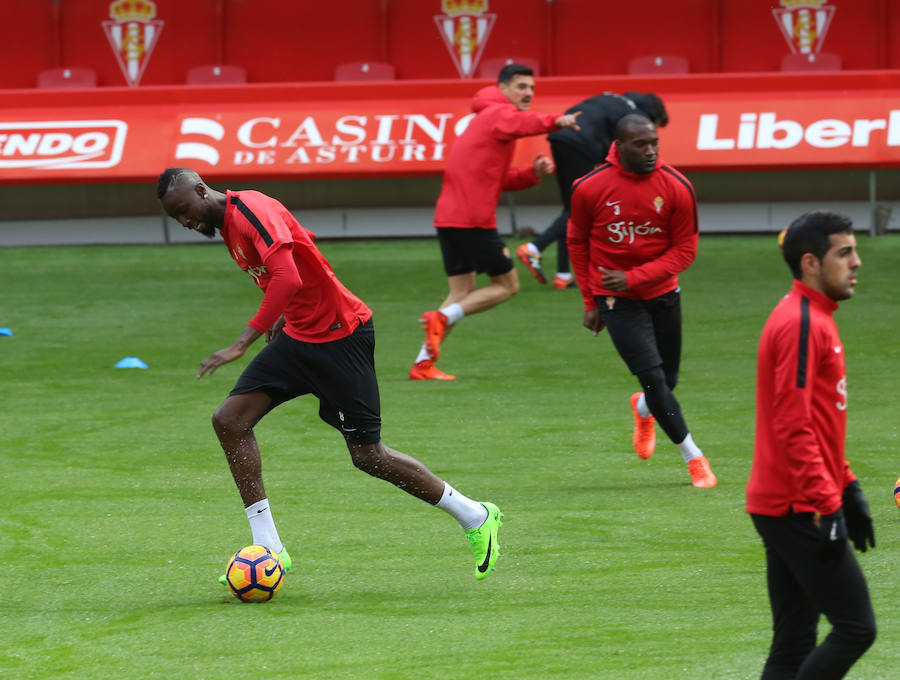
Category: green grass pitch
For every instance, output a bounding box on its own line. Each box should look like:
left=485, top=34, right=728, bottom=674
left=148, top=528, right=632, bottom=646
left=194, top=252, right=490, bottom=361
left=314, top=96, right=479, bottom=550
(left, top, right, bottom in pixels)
left=1, top=234, right=897, bottom=679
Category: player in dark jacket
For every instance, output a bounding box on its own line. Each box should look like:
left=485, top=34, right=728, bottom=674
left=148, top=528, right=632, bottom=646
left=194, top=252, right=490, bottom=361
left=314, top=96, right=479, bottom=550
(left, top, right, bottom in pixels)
left=517, top=92, right=668, bottom=289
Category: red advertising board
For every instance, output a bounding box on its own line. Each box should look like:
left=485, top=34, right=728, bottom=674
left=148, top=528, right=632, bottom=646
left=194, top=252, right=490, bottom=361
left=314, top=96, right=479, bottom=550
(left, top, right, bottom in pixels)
left=1, top=86, right=899, bottom=184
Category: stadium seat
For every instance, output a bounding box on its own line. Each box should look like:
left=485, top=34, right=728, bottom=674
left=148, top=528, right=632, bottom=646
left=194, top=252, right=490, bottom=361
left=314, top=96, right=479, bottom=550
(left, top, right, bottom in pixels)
left=36, top=67, right=98, bottom=88
left=334, top=61, right=395, bottom=81
left=186, top=65, right=247, bottom=84
left=780, top=52, right=842, bottom=71
left=477, top=57, right=540, bottom=79
left=627, top=55, right=689, bottom=75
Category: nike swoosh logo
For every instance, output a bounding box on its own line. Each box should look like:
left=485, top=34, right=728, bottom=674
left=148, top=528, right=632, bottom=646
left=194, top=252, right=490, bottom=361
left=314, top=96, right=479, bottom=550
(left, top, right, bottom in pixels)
left=477, top=536, right=493, bottom=573
left=265, top=562, right=279, bottom=577
left=605, top=200, right=621, bottom=206
left=834, top=346, right=842, bottom=353
left=257, top=507, right=267, bottom=514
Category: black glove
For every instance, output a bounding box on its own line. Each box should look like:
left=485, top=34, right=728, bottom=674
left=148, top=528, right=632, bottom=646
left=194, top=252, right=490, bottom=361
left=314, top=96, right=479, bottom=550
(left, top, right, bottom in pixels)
left=842, top=480, right=876, bottom=552
left=816, top=510, right=848, bottom=560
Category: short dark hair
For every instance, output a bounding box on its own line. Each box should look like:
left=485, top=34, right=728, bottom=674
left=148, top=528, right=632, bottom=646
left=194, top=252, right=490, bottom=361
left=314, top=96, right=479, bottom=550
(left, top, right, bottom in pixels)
left=614, top=113, right=654, bottom=141
left=624, top=92, right=669, bottom=127
left=498, top=63, right=533, bottom=84
left=781, top=211, right=854, bottom=279
left=156, top=167, right=196, bottom=199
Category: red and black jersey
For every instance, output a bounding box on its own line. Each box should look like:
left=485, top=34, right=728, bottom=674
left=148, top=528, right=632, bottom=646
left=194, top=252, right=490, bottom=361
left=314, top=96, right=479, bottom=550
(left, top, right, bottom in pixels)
left=567, top=145, right=698, bottom=309
left=746, top=279, right=856, bottom=517
left=221, top=190, right=371, bottom=343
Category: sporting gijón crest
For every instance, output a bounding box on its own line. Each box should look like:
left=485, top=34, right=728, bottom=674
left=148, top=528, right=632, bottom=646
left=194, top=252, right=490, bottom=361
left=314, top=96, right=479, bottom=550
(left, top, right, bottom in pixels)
left=772, top=0, right=836, bottom=56
left=102, top=0, right=164, bottom=87
left=434, top=0, right=496, bottom=79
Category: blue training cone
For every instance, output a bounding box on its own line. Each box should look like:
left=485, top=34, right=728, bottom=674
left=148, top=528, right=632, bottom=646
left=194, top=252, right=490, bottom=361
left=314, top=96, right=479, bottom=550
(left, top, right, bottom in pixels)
left=115, top=357, right=148, bottom=369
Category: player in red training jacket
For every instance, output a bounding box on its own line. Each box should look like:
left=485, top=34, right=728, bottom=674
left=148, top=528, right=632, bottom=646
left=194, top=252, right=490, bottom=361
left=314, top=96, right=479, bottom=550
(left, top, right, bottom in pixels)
left=747, top=211, right=875, bottom=679
left=156, top=168, right=503, bottom=582
left=567, top=114, right=716, bottom=488
left=410, top=62, right=581, bottom=380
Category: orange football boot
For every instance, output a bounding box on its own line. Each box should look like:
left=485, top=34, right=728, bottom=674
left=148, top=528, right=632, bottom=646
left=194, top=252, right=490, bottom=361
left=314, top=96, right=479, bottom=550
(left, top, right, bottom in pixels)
left=420, top=310, right=449, bottom=361
left=409, top=359, right=456, bottom=381
left=516, top=244, right=547, bottom=284
left=688, top=456, right=718, bottom=488
left=630, top=392, right=656, bottom=459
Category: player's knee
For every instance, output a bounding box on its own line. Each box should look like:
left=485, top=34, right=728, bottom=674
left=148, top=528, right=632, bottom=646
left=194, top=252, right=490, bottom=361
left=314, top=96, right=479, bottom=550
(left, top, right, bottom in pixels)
left=499, top=275, right=519, bottom=299
left=211, top=404, right=248, bottom=437
left=636, top=366, right=667, bottom=393
left=665, top=369, right=679, bottom=391
left=840, top=617, right=877, bottom=655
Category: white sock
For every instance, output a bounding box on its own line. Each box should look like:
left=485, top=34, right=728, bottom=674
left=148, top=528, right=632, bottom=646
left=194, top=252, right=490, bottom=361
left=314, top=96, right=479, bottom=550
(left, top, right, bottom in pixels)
left=676, top=433, right=703, bottom=463
left=555, top=272, right=573, bottom=281
left=636, top=393, right=651, bottom=418
left=439, top=303, right=464, bottom=326
left=525, top=242, right=540, bottom=256
left=435, top=482, right=489, bottom=530
left=415, top=343, right=432, bottom=363
left=246, top=499, right=284, bottom=554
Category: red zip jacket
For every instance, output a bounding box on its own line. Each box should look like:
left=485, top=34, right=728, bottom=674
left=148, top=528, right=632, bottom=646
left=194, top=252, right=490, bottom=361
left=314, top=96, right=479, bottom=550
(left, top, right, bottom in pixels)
left=221, top=190, right=372, bottom=343
left=746, top=279, right=856, bottom=516
left=567, top=145, right=698, bottom=309
left=433, top=86, right=560, bottom=229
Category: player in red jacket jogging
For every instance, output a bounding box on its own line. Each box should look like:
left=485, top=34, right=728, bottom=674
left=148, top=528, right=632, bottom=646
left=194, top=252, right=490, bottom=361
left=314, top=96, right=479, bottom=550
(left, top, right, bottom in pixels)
left=410, top=63, right=581, bottom=380
left=567, top=114, right=716, bottom=488
left=747, top=211, right=875, bottom=679
left=156, top=168, right=503, bottom=582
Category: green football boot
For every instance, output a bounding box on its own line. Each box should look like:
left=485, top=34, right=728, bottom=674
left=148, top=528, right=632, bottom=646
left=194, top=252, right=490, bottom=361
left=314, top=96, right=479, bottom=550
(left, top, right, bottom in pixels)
left=465, top=502, right=503, bottom=580
left=219, top=547, right=292, bottom=585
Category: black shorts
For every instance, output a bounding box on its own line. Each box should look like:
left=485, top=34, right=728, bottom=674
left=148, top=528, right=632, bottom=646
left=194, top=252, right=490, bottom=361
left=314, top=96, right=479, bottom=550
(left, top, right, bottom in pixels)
left=436, top=227, right=514, bottom=277
left=230, top=319, right=381, bottom=444
left=596, top=289, right=682, bottom=377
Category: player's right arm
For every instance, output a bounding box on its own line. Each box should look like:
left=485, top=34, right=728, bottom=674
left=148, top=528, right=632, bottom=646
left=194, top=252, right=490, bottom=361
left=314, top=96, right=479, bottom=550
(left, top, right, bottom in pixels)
left=198, top=326, right=262, bottom=379
left=567, top=182, right=598, bottom=315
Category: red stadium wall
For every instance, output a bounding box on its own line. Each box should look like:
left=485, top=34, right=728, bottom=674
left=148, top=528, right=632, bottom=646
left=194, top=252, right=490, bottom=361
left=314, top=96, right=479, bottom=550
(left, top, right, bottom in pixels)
left=1, top=0, right=899, bottom=89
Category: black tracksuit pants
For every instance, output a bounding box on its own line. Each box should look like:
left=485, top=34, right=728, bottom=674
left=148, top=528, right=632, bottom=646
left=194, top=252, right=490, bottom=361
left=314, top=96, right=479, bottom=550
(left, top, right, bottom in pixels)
left=750, top=512, right=876, bottom=680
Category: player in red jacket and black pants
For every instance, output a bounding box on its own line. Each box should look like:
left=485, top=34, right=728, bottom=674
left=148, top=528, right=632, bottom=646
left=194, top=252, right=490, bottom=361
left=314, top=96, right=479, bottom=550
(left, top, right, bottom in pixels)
left=747, top=211, right=875, bottom=679
left=567, top=114, right=716, bottom=488
left=410, top=63, right=581, bottom=380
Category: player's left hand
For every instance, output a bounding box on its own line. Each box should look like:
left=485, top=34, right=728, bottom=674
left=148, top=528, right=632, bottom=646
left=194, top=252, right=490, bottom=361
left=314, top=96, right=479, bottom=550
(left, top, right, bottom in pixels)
left=598, top=266, right=628, bottom=292
left=842, top=480, right=876, bottom=552
left=533, top=153, right=554, bottom=179
left=198, top=345, right=245, bottom=379
left=266, top=315, right=286, bottom=343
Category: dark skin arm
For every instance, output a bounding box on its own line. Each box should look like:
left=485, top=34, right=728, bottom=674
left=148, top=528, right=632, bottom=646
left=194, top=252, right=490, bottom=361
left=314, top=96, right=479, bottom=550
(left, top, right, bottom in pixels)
left=581, top=266, right=627, bottom=336
left=582, top=309, right=605, bottom=336
left=198, top=325, right=261, bottom=378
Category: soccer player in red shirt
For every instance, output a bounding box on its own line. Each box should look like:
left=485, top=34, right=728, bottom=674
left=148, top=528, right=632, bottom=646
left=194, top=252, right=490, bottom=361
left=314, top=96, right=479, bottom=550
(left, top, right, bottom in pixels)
left=567, top=114, right=716, bottom=488
left=156, top=168, right=503, bottom=581
left=747, top=211, right=875, bottom=679
left=410, top=63, right=581, bottom=380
